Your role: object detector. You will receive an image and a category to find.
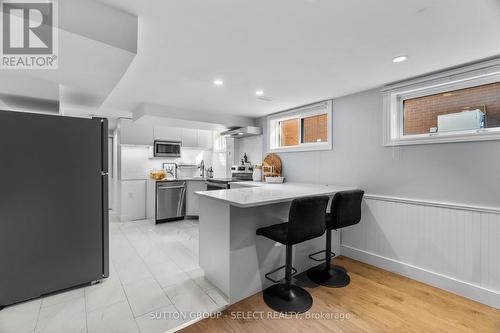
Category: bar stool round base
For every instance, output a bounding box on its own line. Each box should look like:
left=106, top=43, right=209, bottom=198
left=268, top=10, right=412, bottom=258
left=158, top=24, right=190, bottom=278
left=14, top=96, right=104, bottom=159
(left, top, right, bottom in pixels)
left=263, top=284, right=313, bottom=314
left=307, top=263, right=350, bottom=287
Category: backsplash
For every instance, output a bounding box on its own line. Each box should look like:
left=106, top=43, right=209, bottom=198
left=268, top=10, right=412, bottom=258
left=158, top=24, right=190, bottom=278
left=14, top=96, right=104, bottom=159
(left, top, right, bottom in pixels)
left=234, top=135, right=263, bottom=165
left=120, top=145, right=212, bottom=180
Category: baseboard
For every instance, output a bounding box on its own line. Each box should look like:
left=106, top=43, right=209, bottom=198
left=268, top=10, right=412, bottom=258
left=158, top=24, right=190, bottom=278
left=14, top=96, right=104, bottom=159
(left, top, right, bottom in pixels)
left=341, top=245, right=500, bottom=309
left=118, top=214, right=146, bottom=222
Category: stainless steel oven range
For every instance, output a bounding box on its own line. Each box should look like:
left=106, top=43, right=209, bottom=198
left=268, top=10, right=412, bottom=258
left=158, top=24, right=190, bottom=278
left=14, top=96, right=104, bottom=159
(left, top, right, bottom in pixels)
left=205, top=178, right=232, bottom=190
left=205, top=164, right=254, bottom=190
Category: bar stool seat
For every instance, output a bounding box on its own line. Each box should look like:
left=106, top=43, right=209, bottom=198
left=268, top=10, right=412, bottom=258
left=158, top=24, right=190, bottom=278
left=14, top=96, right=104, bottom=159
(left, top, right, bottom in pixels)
left=256, top=222, right=289, bottom=244
left=257, top=220, right=329, bottom=245
left=256, top=196, right=329, bottom=314
left=307, top=190, right=364, bottom=288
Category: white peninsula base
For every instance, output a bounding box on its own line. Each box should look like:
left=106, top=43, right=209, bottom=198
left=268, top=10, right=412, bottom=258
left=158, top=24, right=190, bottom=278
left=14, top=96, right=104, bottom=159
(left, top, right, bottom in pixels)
left=197, top=182, right=354, bottom=304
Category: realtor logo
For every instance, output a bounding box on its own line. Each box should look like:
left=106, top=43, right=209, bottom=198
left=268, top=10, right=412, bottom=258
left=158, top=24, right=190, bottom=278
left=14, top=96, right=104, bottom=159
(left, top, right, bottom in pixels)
left=1, top=0, right=58, bottom=69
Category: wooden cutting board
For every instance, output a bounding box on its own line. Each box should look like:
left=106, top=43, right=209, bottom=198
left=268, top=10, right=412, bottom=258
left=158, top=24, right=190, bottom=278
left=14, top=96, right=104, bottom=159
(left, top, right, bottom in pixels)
left=263, top=153, right=282, bottom=177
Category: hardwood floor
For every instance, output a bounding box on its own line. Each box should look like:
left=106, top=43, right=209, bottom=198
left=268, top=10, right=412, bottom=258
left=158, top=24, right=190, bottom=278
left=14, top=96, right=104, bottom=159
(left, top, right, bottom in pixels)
left=180, top=256, right=500, bottom=333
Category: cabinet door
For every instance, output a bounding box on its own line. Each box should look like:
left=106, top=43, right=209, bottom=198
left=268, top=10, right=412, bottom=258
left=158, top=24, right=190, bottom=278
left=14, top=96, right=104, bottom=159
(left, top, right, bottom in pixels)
left=120, top=180, right=146, bottom=221
left=120, top=119, right=153, bottom=145
left=186, top=181, right=207, bottom=216
left=197, top=130, right=213, bottom=149
left=181, top=128, right=198, bottom=147
left=154, top=126, right=182, bottom=142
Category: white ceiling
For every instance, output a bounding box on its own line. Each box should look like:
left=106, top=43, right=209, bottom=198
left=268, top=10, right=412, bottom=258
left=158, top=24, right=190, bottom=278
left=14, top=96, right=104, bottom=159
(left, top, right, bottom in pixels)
left=97, top=0, right=500, bottom=118
left=0, top=0, right=137, bottom=119
left=0, top=29, right=135, bottom=116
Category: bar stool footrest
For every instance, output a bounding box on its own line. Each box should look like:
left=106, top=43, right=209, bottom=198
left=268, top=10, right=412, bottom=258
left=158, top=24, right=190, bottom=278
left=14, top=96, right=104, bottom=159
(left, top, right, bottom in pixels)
left=308, top=249, right=336, bottom=262
left=265, top=265, right=298, bottom=283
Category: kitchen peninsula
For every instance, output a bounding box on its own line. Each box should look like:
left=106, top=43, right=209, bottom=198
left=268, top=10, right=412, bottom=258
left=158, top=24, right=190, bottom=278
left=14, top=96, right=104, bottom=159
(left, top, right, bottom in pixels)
left=195, top=182, right=355, bottom=304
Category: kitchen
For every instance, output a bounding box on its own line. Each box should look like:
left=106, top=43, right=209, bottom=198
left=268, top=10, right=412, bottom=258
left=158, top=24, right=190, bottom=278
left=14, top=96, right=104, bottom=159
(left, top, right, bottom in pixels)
left=1, top=1, right=500, bottom=333
left=113, top=118, right=265, bottom=223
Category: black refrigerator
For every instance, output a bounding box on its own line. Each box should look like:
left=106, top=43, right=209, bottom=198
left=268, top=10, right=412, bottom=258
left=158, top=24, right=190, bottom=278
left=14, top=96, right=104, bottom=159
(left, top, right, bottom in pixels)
left=0, top=110, right=109, bottom=308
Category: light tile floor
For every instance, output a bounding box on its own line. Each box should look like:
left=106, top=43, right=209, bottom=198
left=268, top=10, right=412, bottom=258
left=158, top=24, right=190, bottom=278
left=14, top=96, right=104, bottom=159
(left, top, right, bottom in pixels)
left=0, top=212, right=228, bottom=333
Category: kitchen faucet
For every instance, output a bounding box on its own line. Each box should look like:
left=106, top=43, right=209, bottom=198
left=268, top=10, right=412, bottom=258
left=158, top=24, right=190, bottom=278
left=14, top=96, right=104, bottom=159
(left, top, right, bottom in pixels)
left=199, top=160, right=205, bottom=178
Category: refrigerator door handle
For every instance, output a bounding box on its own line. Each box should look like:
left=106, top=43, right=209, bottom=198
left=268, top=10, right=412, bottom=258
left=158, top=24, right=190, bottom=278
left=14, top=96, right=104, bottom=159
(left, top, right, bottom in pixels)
left=97, top=117, right=109, bottom=173
left=98, top=117, right=109, bottom=278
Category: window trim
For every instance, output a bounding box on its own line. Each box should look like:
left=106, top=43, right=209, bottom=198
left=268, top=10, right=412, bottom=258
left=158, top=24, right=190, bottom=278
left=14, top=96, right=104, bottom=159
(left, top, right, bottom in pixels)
left=383, top=58, right=500, bottom=146
left=267, top=100, right=333, bottom=153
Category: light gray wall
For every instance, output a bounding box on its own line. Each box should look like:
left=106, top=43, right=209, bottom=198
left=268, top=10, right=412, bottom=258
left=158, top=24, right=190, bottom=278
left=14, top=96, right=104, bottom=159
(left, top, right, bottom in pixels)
left=258, top=88, right=500, bottom=208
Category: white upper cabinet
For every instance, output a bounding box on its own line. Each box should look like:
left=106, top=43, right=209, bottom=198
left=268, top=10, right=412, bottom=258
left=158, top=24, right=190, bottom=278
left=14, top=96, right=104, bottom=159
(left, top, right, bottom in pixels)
left=120, top=119, right=213, bottom=148
left=181, top=128, right=198, bottom=147
left=120, top=119, right=153, bottom=145
left=154, top=126, right=182, bottom=142
left=197, top=129, right=213, bottom=149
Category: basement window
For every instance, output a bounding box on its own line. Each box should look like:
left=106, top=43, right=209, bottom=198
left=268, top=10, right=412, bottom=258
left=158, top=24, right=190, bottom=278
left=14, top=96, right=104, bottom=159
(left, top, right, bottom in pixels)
left=268, top=100, right=332, bottom=152
left=383, top=59, right=500, bottom=146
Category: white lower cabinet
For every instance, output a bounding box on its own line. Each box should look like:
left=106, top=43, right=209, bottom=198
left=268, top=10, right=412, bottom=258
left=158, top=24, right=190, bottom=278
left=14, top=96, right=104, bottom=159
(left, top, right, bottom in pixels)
left=186, top=180, right=207, bottom=216
left=120, top=180, right=146, bottom=221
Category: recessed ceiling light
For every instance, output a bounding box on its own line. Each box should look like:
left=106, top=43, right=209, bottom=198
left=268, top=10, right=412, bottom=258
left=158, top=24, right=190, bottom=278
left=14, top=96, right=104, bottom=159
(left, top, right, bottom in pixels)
left=392, top=56, right=408, bottom=63
left=213, top=79, right=224, bottom=86
left=255, top=90, right=264, bottom=96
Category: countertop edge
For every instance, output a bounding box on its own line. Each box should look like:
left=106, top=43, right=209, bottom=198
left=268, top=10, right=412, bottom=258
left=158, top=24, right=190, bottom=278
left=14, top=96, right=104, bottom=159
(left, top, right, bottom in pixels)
left=150, top=178, right=206, bottom=182
left=195, top=183, right=356, bottom=208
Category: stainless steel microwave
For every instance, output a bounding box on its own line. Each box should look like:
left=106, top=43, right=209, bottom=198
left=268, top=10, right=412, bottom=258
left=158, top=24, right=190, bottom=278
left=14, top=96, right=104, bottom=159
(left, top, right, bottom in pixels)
left=154, top=141, right=181, bottom=157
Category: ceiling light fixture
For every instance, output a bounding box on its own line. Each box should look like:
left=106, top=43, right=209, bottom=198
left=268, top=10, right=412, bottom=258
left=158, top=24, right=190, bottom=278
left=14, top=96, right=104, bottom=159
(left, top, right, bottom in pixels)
left=255, top=90, right=264, bottom=96
left=213, top=79, right=224, bottom=86
left=392, top=56, right=408, bottom=63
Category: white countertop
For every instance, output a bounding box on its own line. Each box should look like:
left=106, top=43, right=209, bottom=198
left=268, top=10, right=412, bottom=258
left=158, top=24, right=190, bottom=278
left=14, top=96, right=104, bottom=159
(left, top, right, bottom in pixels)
left=195, top=182, right=356, bottom=208
left=149, top=177, right=206, bottom=182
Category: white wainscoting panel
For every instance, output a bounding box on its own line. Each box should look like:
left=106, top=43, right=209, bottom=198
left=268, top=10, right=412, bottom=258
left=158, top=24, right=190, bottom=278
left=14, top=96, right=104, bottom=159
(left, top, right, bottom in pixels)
left=341, top=196, right=500, bottom=309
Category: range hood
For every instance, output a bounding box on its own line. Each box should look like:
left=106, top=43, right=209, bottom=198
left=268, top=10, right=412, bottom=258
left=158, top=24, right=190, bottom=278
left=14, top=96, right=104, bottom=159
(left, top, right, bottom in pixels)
left=220, top=126, right=262, bottom=138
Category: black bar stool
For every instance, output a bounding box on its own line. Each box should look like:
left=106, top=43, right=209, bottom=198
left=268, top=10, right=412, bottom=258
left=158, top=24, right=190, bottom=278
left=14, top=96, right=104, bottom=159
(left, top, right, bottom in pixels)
left=256, top=196, right=329, bottom=314
left=307, top=190, right=364, bottom=287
